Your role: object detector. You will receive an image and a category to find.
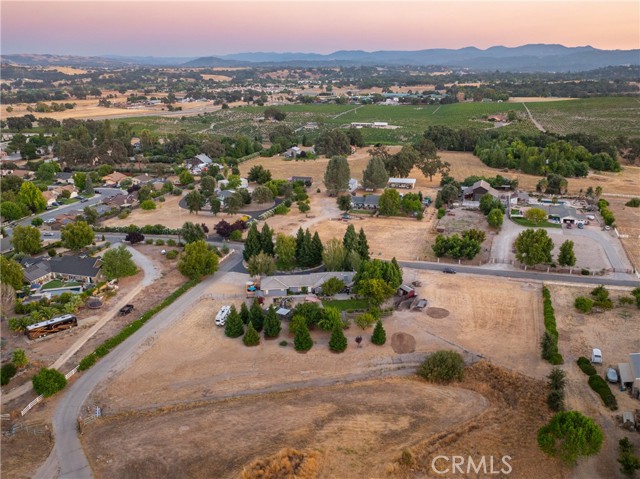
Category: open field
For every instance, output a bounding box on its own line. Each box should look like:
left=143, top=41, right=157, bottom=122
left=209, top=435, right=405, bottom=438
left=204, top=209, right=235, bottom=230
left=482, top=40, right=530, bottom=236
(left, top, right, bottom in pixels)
left=83, top=270, right=567, bottom=478
left=547, top=284, right=640, bottom=479
left=527, top=96, right=640, bottom=139
left=85, top=378, right=491, bottom=479
left=605, top=196, right=640, bottom=271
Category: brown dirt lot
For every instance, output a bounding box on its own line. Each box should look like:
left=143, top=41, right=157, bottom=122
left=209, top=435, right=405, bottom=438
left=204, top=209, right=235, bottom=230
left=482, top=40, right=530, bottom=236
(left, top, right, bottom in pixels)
left=547, top=284, right=640, bottom=479
left=96, top=271, right=545, bottom=411
left=606, top=196, right=640, bottom=271
left=0, top=428, right=54, bottom=479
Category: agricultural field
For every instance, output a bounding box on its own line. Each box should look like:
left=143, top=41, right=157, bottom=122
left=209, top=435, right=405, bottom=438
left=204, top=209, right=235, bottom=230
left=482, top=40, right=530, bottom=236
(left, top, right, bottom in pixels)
left=526, top=96, right=640, bottom=139
left=115, top=101, right=538, bottom=143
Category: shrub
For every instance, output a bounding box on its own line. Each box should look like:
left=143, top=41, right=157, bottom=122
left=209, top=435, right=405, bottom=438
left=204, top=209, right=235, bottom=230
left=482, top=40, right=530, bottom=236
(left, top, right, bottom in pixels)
left=437, top=207, right=445, bottom=219
left=417, top=350, right=464, bottom=384
left=117, top=210, right=130, bottom=219
left=355, top=312, right=377, bottom=330
left=274, top=204, right=290, bottom=215
left=541, top=287, right=563, bottom=364
left=155, top=239, right=165, bottom=246
left=618, top=437, right=640, bottom=477
left=229, top=230, right=243, bottom=241
left=588, top=375, right=618, bottom=410
left=625, top=198, right=640, bottom=208
left=165, top=250, right=178, bottom=260
left=591, top=285, right=613, bottom=309
left=12, top=349, right=28, bottom=368
left=279, top=340, right=288, bottom=347
left=619, top=296, right=634, bottom=306
left=547, top=390, right=565, bottom=412
left=581, top=268, right=590, bottom=276
left=574, top=296, right=594, bottom=313
left=1, top=363, right=17, bottom=385
left=78, top=353, right=97, bottom=371
left=32, top=368, right=67, bottom=397
left=145, top=239, right=153, bottom=244
left=48, top=248, right=57, bottom=257
left=140, top=199, right=156, bottom=210
left=577, top=356, right=597, bottom=376
left=172, top=188, right=182, bottom=195
left=243, top=322, right=260, bottom=346
left=538, top=411, right=604, bottom=464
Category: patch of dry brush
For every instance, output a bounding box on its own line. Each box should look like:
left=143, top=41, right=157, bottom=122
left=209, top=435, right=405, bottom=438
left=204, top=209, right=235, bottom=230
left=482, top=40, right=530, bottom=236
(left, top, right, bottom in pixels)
left=242, top=448, right=320, bottom=479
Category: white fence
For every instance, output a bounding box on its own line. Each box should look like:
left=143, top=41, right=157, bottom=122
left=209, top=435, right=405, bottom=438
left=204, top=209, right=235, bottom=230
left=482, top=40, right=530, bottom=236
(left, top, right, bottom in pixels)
left=20, top=366, right=79, bottom=417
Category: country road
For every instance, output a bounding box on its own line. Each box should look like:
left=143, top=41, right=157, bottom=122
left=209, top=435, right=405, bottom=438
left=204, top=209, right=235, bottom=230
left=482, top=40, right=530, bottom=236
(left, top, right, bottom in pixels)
left=34, top=249, right=243, bottom=479
left=522, top=102, right=546, bottom=132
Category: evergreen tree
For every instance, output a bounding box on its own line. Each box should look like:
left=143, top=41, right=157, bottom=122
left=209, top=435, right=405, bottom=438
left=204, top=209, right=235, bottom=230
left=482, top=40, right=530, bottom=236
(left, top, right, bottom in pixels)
left=323, top=155, right=351, bottom=195
left=243, top=223, right=262, bottom=260
left=242, top=322, right=260, bottom=346
left=263, top=306, right=282, bottom=338
left=357, top=227, right=370, bottom=260
left=295, top=227, right=305, bottom=259
left=294, top=321, right=313, bottom=352
left=260, top=223, right=274, bottom=255
left=250, top=300, right=265, bottom=332
left=390, top=257, right=403, bottom=288
left=239, top=302, right=250, bottom=325
left=329, top=324, right=347, bottom=353
left=311, top=232, right=324, bottom=266
left=558, top=240, right=576, bottom=267
left=362, top=156, right=389, bottom=190
left=343, top=224, right=359, bottom=253
left=298, top=229, right=314, bottom=267
left=224, top=305, right=244, bottom=338
left=371, top=320, right=386, bottom=345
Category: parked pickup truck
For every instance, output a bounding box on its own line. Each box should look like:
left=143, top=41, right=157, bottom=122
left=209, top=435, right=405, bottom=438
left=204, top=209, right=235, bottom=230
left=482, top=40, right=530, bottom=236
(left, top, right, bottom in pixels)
left=119, top=304, right=134, bottom=316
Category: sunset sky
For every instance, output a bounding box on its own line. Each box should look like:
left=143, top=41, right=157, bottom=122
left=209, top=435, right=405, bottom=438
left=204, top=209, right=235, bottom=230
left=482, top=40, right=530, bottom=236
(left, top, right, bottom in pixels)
left=1, top=1, right=638, bottom=57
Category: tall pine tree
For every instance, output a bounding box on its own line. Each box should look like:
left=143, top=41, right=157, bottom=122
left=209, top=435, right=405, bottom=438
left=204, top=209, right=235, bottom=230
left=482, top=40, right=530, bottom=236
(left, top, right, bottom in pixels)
left=311, top=231, right=324, bottom=266
left=263, top=306, right=282, bottom=338
left=260, top=223, right=274, bottom=256
left=298, top=229, right=314, bottom=267
left=243, top=223, right=262, bottom=260
left=239, top=302, right=250, bottom=325
left=224, top=305, right=244, bottom=338
left=295, top=227, right=305, bottom=259
left=250, top=300, right=265, bottom=332
left=343, top=224, right=359, bottom=253
left=358, top=227, right=370, bottom=260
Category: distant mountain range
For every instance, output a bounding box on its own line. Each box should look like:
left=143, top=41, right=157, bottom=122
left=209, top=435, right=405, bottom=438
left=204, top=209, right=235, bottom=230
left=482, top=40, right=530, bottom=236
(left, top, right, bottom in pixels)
left=3, top=44, right=639, bottom=72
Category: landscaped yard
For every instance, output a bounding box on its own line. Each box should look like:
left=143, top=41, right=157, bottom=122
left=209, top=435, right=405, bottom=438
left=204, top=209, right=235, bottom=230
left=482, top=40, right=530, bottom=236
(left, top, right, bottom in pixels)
left=321, top=298, right=369, bottom=311
left=511, top=217, right=562, bottom=228
left=41, top=280, right=82, bottom=290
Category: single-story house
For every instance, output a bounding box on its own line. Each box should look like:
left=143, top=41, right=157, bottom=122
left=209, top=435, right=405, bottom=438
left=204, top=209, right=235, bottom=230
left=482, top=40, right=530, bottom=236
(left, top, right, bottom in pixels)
left=22, top=254, right=102, bottom=286
left=462, top=180, right=500, bottom=202
left=42, top=190, right=58, bottom=207
left=50, top=214, right=79, bottom=229
left=54, top=172, right=75, bottom=185
left=290, top=176, right=313, bottom=185
left=535, top=204, right=586, bottom=224
left=185, top=153, right=220, bottom=174
left=348, top=178, right=359, bottom=192
left=258, top=272, right=355, bottom=298
left=387, top=178, right=416, bottom=189
left=131, top=174, right=154, bottom=186
left=218, top=178, right=248, bottom=190
left=103, top=194, right=135, bottom=209
left=618, top=353, right=640, bottom=398
left=6, top=169, right=34, bottom=180
left=351, top=195, right=380, bottom=210
left=102, top=171, right=129, bottom=187
left=217, top=189, right=236, bottom=202
left=51, top=185, right=78, bottom=199
left=284, top=146, right=302, bottom=158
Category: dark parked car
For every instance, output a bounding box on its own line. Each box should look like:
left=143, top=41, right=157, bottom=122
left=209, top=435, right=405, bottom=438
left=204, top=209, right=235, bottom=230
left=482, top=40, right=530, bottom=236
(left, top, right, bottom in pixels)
left=443, top=267, right=456, bottom=274
left=119, top=304, right=134, bottom=316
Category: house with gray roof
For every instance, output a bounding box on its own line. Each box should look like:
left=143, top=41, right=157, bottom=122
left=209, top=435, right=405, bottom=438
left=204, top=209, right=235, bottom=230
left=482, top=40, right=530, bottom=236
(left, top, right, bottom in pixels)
left=258, top=272, right=355, bottom=298
left=351, top=195, right=380, bottom=210
left=536, top=204, right=586, bottom=224
left=22, top=255, right=102, bottom=286
left=462, top=180, right=500, bottom=202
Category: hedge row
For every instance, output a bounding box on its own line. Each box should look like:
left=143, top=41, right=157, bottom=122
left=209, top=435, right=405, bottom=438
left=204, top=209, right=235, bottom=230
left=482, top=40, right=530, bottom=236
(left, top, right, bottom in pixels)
left=588, top=374, right=618, bottom=410
left=94, top=224, right=181, bottom=235
left=577, top=356, right=598, bottom=376
left=541, top=287, right=564, bottom=365
left=78, top=280, right=197, bottom=371
left=236, top=152, right=261, bottom=164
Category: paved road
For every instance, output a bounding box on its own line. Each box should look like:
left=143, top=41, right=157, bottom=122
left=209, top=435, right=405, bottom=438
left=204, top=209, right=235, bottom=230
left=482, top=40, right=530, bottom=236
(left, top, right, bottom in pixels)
left=398, top=260, right=639, bottom=287
left=35, top=249, right=244, bottom=479
left=1, top=245, right=160, bottom=405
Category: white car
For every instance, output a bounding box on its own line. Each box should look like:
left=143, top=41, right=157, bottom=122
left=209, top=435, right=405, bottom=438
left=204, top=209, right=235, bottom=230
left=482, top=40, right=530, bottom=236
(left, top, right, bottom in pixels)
left=591, top=348, right=603, bottom=364
left=44, top=218, right=56, bottom=224
left=43, top=232, right=55, bottom=237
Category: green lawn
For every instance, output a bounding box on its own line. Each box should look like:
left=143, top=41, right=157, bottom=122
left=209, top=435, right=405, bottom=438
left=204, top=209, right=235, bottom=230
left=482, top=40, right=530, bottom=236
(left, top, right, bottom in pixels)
left=511, top=218, right=562, bottom=228
left=41, top=280, right=82, bottom=290
left=322, top=298, right=369, bottom=311
left=59, top=197, right=79, bottom=205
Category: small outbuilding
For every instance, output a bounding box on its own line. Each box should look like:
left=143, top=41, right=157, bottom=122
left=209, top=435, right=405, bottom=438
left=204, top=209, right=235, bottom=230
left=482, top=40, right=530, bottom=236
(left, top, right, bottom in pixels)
left=397, top=284, right=415, bottom=297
